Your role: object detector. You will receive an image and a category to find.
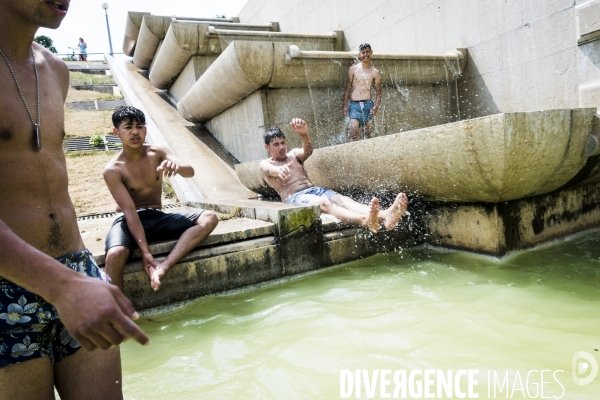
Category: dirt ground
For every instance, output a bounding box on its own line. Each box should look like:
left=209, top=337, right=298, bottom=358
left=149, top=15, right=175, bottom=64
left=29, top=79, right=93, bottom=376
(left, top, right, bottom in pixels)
left=66, top=151, right=177, bottom=216
left=64, top=108, right=114, bottom=137
left=66, top=89, right=122, bottom=103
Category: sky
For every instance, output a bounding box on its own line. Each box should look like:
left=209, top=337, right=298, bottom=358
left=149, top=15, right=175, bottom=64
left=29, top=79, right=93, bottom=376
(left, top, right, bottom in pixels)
left=37, top=0, right=249, bottom=60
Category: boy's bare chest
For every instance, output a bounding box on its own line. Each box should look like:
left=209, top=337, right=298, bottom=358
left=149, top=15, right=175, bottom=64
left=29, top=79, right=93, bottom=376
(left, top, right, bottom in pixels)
left=354, top=68, right=376, bottom=84
left=121, top=157, right=162, bottom=195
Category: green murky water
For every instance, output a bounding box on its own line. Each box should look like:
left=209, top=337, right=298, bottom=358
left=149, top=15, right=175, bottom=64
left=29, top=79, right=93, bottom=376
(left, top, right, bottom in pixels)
left=121, top=232, right=600, bottom=399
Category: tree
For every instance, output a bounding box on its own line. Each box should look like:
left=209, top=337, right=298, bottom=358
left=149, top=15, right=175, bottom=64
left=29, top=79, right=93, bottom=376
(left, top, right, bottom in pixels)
left=34, top=35, right=57, bottom=54
left=216, top=14, right=227, bottom=18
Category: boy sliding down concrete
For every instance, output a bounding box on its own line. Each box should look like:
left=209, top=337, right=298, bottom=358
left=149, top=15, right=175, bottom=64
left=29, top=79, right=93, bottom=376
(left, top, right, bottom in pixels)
left=259, top=118, right=408, bottom=233
left=103, top=106, right=218, bottom=291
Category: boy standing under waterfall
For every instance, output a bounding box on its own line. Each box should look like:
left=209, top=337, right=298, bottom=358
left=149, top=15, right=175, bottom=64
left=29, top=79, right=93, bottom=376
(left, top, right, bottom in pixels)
left=343, top=43, right=382, bottom=141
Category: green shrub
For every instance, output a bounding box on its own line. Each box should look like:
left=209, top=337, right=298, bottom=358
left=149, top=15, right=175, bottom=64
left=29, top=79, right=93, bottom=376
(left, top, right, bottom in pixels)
left=89, top=134, right=104, bottom=147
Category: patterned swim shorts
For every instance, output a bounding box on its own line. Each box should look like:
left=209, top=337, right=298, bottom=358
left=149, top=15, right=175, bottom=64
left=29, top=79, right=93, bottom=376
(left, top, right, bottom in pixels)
left=0, top=249, right=109, bottom=369
left=285, top=186, right=339, bottom=205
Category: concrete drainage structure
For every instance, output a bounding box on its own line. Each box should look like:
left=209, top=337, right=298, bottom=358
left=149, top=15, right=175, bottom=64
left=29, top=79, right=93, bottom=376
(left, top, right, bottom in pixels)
left=90, top=10, right=600, bottom=311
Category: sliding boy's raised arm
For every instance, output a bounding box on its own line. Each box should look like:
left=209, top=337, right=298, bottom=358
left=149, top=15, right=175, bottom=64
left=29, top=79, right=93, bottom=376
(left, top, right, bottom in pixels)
left=289, top=118, right=313, bottom=162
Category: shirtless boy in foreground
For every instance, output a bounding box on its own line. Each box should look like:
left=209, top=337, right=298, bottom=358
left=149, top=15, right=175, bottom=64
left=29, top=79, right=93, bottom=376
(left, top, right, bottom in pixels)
left=343, top=43, right=382, bottom=141
left=103, top=106, right=218, bottom=291
left=260, top=118, right=408, bottom=233
left=0, top=1, right=149, bottom=399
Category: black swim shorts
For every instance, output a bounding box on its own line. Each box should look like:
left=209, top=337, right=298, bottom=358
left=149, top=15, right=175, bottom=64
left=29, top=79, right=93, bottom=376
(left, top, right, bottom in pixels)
left=0, top=249, right=109, bottom=369
left=104, top=208, right=205, bottom=253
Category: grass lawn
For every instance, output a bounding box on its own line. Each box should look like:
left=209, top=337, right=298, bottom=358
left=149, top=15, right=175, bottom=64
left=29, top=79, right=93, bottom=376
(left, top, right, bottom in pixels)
left=69, top=71, right=115, bottom=85
left=64, top=108, right=114, bottom=137
left=66, top=89, right=123, bottom=103
left=66, top=151, right=177, bottom=216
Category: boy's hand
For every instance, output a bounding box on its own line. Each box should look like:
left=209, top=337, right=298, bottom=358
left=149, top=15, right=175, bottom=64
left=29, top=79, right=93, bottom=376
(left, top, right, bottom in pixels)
left=52, top=275, right=150, bottom=350
left=157, top=160, right=180, bottom=177
left=142, top=252, right=158, bottom=278
left=278, top=162, right=293, bottom=181
left=289, top=118, right=308, bottom=136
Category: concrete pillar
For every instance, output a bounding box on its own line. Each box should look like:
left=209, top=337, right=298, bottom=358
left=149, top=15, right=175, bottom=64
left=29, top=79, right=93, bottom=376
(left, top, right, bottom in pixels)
left=132, top=16, right=173, bottom=69
left=122, top=11, right=150, bottom=56
left=177, top=41, right=274, bottom=122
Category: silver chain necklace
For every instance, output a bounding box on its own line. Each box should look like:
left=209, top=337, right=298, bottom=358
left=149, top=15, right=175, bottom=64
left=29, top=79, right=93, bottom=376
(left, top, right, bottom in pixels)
left=0, top=46, right=41, bottom=150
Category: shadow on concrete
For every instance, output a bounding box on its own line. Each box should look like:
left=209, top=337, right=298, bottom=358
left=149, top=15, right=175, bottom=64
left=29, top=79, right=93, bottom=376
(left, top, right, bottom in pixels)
left=578, top=40, right=600, bottom=70
left=456, top=50, right=500, bottom=120
left=155, top=91, right=178, bottom=110
left=186, top=125, right=240, bottom=168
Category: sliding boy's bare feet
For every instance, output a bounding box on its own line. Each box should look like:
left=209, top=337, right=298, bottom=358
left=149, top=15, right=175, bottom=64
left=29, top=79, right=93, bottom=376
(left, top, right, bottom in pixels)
left=380, top=193, right=408, bottom=230
left=149, top=264, right=168, bottom=291
left=366, top=197, right=381, bottom=234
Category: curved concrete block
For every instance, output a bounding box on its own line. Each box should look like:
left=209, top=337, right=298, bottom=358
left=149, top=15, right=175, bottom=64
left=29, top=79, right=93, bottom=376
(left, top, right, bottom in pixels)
left=133, top=16, right=173, bottom=69
left=235, top=109, right=596, bottom=203
left=149, top=21, right=200, bottom=89
left=122, top=11, right=150, bottom=56
left=178, top=41, right=274, bottom=123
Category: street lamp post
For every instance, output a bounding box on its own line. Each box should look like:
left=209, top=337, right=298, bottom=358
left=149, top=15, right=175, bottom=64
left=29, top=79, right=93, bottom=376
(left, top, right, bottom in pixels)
left=101, top=3, right=114, bottom=56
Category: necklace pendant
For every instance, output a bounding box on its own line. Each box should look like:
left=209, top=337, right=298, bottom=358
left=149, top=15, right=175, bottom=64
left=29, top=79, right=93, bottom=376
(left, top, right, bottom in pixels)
left=34, top=124, right=41, bottom=151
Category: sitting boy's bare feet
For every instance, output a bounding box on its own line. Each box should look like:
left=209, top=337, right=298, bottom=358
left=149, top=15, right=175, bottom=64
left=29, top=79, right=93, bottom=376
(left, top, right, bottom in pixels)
left=149, top=264, right=168, bottom=291
left=381, top=193, right=408, bottom=230
left=366, top=197, right=381, bottom=234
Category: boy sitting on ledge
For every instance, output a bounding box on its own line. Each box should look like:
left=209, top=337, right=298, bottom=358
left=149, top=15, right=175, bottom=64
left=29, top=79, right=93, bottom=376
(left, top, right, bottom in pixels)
left=259, top=118, right=408, bottom=233
left=103, top=106, right=218, bottom=291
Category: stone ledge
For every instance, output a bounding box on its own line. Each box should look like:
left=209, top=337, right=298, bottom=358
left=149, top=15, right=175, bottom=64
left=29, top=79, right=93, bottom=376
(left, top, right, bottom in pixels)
left=78, top=206, right=276, bottom=265
left=424, top=182, right=600, bottom=256
left=122, top=236, right=276, bottom=274
left=123, top=237, right=280, bottom=310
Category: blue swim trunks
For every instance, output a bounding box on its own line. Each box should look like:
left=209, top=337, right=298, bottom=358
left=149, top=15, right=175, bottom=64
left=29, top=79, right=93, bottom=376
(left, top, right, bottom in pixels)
left=349, top=100, right=374, bottom=124
left=286, top=186, right=339, bottom=205
left=0, top=249, right=109, bottom=369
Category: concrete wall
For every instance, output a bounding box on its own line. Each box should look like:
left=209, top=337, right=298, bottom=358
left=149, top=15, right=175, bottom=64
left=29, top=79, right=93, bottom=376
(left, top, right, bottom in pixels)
left=205, top=90, right=269, bottom=163
left=169, top=55, right=219, bottom=102
left=238, top=0, right=600, bottom=119
left=206, top=81, right=458, bottom=164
